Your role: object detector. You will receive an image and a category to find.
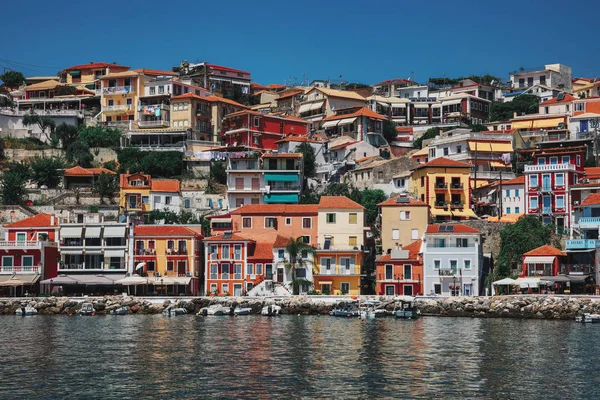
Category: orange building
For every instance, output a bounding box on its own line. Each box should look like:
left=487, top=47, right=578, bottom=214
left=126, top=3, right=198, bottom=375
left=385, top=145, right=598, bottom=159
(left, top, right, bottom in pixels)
left=375, top=240, right=423, bottom=296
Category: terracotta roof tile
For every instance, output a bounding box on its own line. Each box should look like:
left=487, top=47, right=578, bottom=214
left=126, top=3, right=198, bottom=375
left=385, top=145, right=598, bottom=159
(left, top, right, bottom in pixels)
left=523, top=244, right=566, bottom=257
left=581, top=193, right=600, bottom=207
left=4, top=213, right=57, bottom=228
left=132, top=68, right=176, bottom=76
left=377, top=196, right=428, bottom=207
left=63, top=62, right=129, bottom=71
left=204, top=95, right=249, bottom=108
left=206, top=63, right=250, bottom=75
left=64, top=166, right=116, bottom=176
left=262, top=152, right=302, bottom=159
left=318, top=196, right=364, bottom=210
left=414, top=157, right=473, bottom=170
left=501, top=176, right=525, bottom=186
left=248, top=241, right=274, bottom=260
left=539, top=94, right=576, bottom=105
left=203, top=233, right=250, bottom=242
left=151, top=179, right=180, bottom=193
left=322, top=107, right=386, bottom=122
left=273, top=235, right=291, bottom=248
left=134, top=225, right=199, bottom=237
left=426, top=224, right=481, bottom=234
left=376, top=240, right=422, bottom=262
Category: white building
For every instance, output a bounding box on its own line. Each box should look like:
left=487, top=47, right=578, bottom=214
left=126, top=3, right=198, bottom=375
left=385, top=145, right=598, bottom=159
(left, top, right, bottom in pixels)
left=150, top=180, right=182, bottom=213
left=499, top=176, right=525, bottom=216
left=422, top=224, right=483, bottom=296
left=509, top=64, right=572, bottom=92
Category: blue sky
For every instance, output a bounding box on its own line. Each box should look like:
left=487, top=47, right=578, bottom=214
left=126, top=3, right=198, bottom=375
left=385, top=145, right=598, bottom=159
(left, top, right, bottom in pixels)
left=1, top=0, right=599, bottom=85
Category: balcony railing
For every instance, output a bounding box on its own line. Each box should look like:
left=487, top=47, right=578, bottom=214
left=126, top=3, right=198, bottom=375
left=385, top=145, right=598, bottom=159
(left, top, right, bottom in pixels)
left=0, top=266, right=41, bottom=274
left=166, top=249, right=188, bottom=256
left=450, top=202, right=464, bottom=209
left=435, top=183, right=448, bottom=189
left=0, top=240, right=41, bottom=248
left=438, top=269, right=457, bottom=276
left=541, top=186, right=552, bottom=192
left=135, top=248, right=156, bottom=256
left=102, top=86, right=133, bottom=95
left=103, top=104, right=132, bottom=112
left=269, top=185, right=301, bottom=192
left=435, top=201, right=448, bottom=208
left=560, top=264, right=594, bottom=275
left=450, top=183, right=463, bottom=190
left=566, top=239, right=600, bottom=249
left=542, top=207, right=552, bottom=214
left=524, top=164, right=576, bottom=173
left=428, top=243, right=475, bottom=248
left=137, top=119, right=170, bottom=128
left=527, top=267, right=552, bottom=277
left=578, top=217, right=600, bottom=226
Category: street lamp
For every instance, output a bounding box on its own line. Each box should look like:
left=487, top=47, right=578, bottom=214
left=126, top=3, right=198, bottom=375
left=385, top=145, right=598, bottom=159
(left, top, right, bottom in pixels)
left=452, top=275, right=457, bottom=297
left=160, top=278, right=164, bottom=296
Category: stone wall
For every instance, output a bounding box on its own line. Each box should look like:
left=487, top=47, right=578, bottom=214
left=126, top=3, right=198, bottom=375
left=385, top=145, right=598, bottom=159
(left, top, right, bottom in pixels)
left=3, top=147, right=117, bottom=164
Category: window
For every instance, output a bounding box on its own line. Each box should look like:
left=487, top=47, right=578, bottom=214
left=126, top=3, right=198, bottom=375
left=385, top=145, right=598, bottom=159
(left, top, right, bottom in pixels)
left=515, top=189, right=520, bottom=197
left=302, top=217, right=312, bottom=229
left=506, top=207, right=511, bottom=214
left=385, top=264, right=393, bottom=280
left=400, top=211, right=411, bottom=220
left=540, top=75, right=546, bottom=85
left=341, top=282, right=350, bottom=294
left=411, top=229, right=418, bottom=240
left=146, top=261, right=155, bottom=272
left=210, top=283, right=217, bottom=293
left=443, top=147, right=449, bottom=156
left=456, top=238, right=468, bottom=248
left=556, top=195, right=565, bottom=209
left=575, top=103, right=585, bottom=112
left=530, top=175, right=538, bottom=188
left=530, top=196, right=539, bottom=209
left=264, top=217, right=276, bottom=228
left=300, top=235, right=310, bottom=244
left=349, top=213, right=357, bottom=224
left=556, top=173, right=564, bottom=186
left=295, top=268, right=307, bottom=278
left=165, top=196, right=172, bottom=205
left=253, top=116, right=260, bottom=127
left=167, top=261, right=174, bottom=272
left=450, top=260, right=458, bottom=273
left=301, top=250, right=308, bottom=259
left=404, top=264, right=412, bottom=280
left=562, top=156, right=570, bottom=164
left=549, top=157, right=558, bottom=165
left=222, top=264, right=230, bottom=279
left=434, top=283, right=442, bottom=295
left=234, top=245, right=242, bottom=260
left=421, top=176, right=425, bottom=187
left=158, top=86, right=165, bottom=94
left=242, top=217, right=252, bottom=228
left=285, top=217, right=292, bottom=226
left=577, top=155, right=581, bottom=166
left=234, top=264, right=242, bottom=279
left=326, top=213, right=336, bottom=223
left=246, top=263, right=254, bottom=275
left=538, top=158, right=546, bottom=165
left=349, top=236, right=357, bottom=247
left=150, top=87, right=156, bottom=95
left=505, top=190, right=510, bottom=197
left=545, top=107, right=549, bottom=114
left=108, top=99, right=114, bottom=106
left=341, top=257, right=352, bottom=271
left=166, top=240, right=174, bottom=250
left=515, top=207, right=520, bottom=214
left=16, top=232, right=26, bottom=243
left=184, top=199, right=191, bottom=209
left=434, top=260, right=440, bottom=269
left=278, top=249, right=285, bottom=259
left=257, top=264, right=264, bottom=275
left=392, top=229, right=400, bottom=240
left=222, top=284, right=229, bottom=294
left=22, top=256, right=33, bottom=267
left=222, top=244, right=230, bottom=259
left=464, top=260, right=471, bottom=269
left=456, top=145, right=462, bottom=154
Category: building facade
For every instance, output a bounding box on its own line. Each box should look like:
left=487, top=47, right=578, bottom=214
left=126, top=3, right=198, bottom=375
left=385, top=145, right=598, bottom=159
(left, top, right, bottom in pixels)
left=376, top=240, right=423, bottom=296
left=377, top=195, right=429, bottom=255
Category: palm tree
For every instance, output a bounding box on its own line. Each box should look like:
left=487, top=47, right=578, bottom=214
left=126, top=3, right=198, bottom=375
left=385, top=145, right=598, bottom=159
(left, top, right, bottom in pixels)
left=283, top=237, right=316, bottom=295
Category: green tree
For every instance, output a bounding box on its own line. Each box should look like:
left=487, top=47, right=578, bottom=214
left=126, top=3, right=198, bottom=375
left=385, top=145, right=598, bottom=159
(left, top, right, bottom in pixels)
left=470, top=124, right=488, bottom=132
left=79, top=126, right=122, bottom=148
left=66, top=140, right=93, bottom=167
left=54, top=123, right=79, bottom=149
left=0, top=70, right=25, bottom=88
left=54, top=85, right=75, bottom=96
left=140, top=151, right=183, bottom=178
left=490, top=94, right=539, bottom=122
left=282, top=237, right=316, bottom=295
left=299, top=191, right=321, bottom=204
left=382, top=119, right=397, bottom=144
left=23, top=112, right=57, bottom=143
left=102, top=160, right=118, bottom=171
left=497, top=216, right=553, bottom=277
left=3, top=161, right=31, bottom=180
left=323, top=182, right=352, bottom=197
left=413, top=127, right=440, bottom=149
left=30, top=156, right=65, bottom=188
left=92, top=172, right=118, bottom=204
left=210, top=160, right=227, bottom=184
left=360, top=189, right=387, bottom=226
left=297, top=142, right=316, bottom=178
left=1, top=171, right=26, bottom=205
left=117, top=147, right=143, bottom=173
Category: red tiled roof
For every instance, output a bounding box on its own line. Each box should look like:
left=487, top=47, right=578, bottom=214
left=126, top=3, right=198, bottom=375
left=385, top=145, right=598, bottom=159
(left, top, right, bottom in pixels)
left=132, top=68, right=176, bottom=76
left=523, top=244, right=566, bottom=257
left=206, top=63, right=250, bottom=75
left=377, top=196, right=428, bottom=207
left=203, top=233, right=250, bottom=242
left=63, top=62, right=129, bottom=71
left=251, top=82, right=267, bottom=90
left=585, top=167, right=600, bottom=177
left=273, top=235, right=291, bottom=248
left=283, top=115, right=306, bottom=122
left=581, top=193, right=600, bottom=207
left=64, top=166, right=116, bottom=176
left=262, top=152, right=302, bottom=159
left=204, top=95, right=249, bottom=109
left=322, top=107, right=386, bottom=122
left=319, top=196, right=364, bottom=210
left=274, top=136, right=323, bottom=144
left=414, top=157, right=473, bottom=170
left=4, top=213, right=57, bottom=228
left=171, top=93, right=205, bottom=101
left=426, top=224, right=481, bottom=234
left=231, top=204, right=318, bottom=215
left=248, top=241, right=274, bottom=260
left=267, top=84, right=286, bottom=90
left=376, top=240, right=422, bottom=262
left=329, top=141, right=359, bottom=151
left=501, top=176, right=525, bottom=186
left=539, top=94, right=576, bottom=105
left=151, top=179, right=180, bottom=193
left=134, top=225, right=199, bottom=237
left=374, top=78, right=414, bottom=86
left=276, top=89, right=304, bottom=100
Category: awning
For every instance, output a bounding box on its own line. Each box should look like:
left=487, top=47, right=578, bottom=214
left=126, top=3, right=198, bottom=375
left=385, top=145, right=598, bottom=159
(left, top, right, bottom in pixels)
left=0, top=274, right=40, bottom=286
left=524, top=256, right=555, bottom=264
left=541, top=275, right=571, bottom=283
left=488, top=216, right=500, bottom=222
left=319, top=281, right=333, bottom=285
left=85, top=227, right=101, bottom=238
left=115, top=275, right=148, bottom=285
left=516, top=277, right=541, bottom=288
left=231, top=80, right=249, bottom=85
left=61, top=227, right=82, bottom=238
left=104, top=226, right=126, bottom=237
left=171, top=277, right=192, bottom=285
left=491, top=161, right=509, bottom=168
left=414, top=104, right=430, bottom=109
left=451, top=208, right=478, bottom=219
left=533, top=118, right=564, bottom=129
left=264, top=193, right=299, bottom=203
left=264, top=173, right=299, bottom=182
left=322, top=120, right=340, bottom=128
left=337, top=117, right=357, bottom=126
left=298, top=103, right=311, bottom=114
left=60, top=249, right=83, bottom=255
left=468, top=142, right=513, bottom=153
left=492, top=278, right=519, bottom=286
left=431, top=208, right=453, bottom=216
left=442, top=99, right=462, bottom=106
left=69, top=70, right=81, bottom=77
left=511, top=120, right=534, bottom=130
left=104, top=250, right=125, bottom=258
left=42, top=274, right=126, bottom=285
left=149, top=277, right=192, bottom=286
left=499, top=213, right=523, bottom=223
left=565, top=249, right=596, bottom=253
left=309, top=101, right=324, bottom=111
left=40, top=275, right=79, bottom=285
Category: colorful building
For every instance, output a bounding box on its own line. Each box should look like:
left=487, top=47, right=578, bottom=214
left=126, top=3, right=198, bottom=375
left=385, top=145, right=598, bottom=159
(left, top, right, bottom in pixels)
left=58, top=61, right=130, bottom=88
left=298, top=87, right=366, bottom=130
left=314, top=196, right=365, bottom=295
left=377, top=195, right=429, bottom=255
left=321, top=106, right=389, bottom=145
left=133, top=225, right=202, bottom=295
left=521, top=245, right=566, bottom=278
left=119, top=173, right=181, bottom=215
left=410, top=157, right=477, bottom=221
left=376, top=240, right=423, bottom=296
left=63, top=166, right=116, bottom=190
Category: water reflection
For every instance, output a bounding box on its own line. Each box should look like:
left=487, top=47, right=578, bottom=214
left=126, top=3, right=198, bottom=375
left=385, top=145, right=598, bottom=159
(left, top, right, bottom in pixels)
left=1, top=316, right=600, bottom=399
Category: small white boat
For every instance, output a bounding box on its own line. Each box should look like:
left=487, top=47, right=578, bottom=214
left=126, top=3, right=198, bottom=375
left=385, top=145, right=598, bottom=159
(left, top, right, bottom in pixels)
left=234, top=307, right=252, bottom=316
left=79, top=302, right=95, bottom=316
left=110, top=307, right=128, bottom=316
left=261, top=304, right=282, bottom=316
left=197, top=304, right=232, bottom=316
left=15, top=306, right=38, bottom=316
left=576, top=313, right=600, bottom=323
left=360, top=301, right=387, bottom=319
left=162, top=306, right=187, bottom=317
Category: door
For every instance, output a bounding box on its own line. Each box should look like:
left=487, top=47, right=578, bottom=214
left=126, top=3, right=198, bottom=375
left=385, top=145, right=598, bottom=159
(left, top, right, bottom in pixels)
left=542, top=175, right=551, bottom=190
left=581, top=120, right=589, bottom=133
left=233, top=284, right=242, bottom=297
left=277, top=268, right=284, bottom=283
left=385, top=285, right=395, bottom=296
left=266, top=264, right=273, bottom=279
left=543, top=196, right=551, bottom=213
left=177, top=261, right=186, bottom=276
left=403, top=285, right=413, bottom=296
left=16, top=233, right=26, bottom=244
left=235, top=178, right=244, bottom=190
left=251, top=178, right=260, bottom=190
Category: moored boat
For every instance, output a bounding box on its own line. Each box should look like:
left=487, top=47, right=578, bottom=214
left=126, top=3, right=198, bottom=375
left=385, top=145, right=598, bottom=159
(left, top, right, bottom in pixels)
left=79, top=302, right=95, bottom=316
left=162, top=306, right=187, bottom=316
left=393, top=296, right=420, bottom=320
left=15, top=306, right=38, bottom=316
left=329, top=302, right=360, bottom=318
left=110, top=307, right=128, bottom=316
left=576, top=313, right=600, bottom=323
left=261, top=305, right=282, bottom=316
left=360, top=301, right=387, bottom=319
left=234, top=307, right=252, bottom=316
left=197, top=304, right=233, bottom=316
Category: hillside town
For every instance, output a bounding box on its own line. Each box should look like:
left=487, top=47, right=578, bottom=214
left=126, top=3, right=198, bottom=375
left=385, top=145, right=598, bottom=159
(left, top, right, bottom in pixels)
left=0, top=60, right=599, bottom=298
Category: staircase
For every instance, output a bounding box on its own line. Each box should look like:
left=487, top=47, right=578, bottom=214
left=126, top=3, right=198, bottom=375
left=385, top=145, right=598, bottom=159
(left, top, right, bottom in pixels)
left=247, top=279, right=293, bottom=297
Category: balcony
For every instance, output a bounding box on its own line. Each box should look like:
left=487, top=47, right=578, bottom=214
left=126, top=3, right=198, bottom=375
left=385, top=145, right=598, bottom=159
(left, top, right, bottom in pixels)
left=524, top=163, right=576, bottom=173
left=0, top=266, right=41, bottom=274
left=104, top=104, right=132, bottom=112
left=166, top=249, right=188, bottom=256
left=527, top=267, right=552, bottom=277
left=427, top=243, right=475, bottom=248
left=450, top=183, right=463, bottom=190
left=438, top=269, right=457, bottom=276
left=542, top=207, right=552, bottom=214
left=578, top=217, right=600, bottom=227
left=435, top=201, right=448, bottom=209
left=540, top=185, right=552, bottom=192
left=102, top=86, right=133, bottom=95
left=269, top=184, right=302, bottom=192
left=434, top=183, right=448, bottom=191
left=566, top=239, right=600, bottom=249
left=135, top=248, right=156, bottom=256
left=560, top=264, right=594, bottom=275
left=0, top=240, right=42, bottom=249
left=137, top=119, right=170, bottom=128
left=450, top=201, right=464, bottom=209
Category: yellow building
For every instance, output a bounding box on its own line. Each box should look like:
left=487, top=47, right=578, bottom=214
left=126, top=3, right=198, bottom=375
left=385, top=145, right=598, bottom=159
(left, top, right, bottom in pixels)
left=377, top=195, right=429, bottom=255
left=314, top=196, right=365, bottom=295
left=133, top=225, right=202, bottom=295
left=119, top=173, right=152, bottom=213
left=410, top=157, right=477, bottom=221
left=58, top=61, right=130, bottom=88
left=99, top=70, right=142, bottom=123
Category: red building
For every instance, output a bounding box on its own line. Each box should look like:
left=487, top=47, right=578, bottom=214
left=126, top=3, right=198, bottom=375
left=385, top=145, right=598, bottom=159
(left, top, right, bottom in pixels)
left=523, top=146, right=586, bottom=231
left=521, top=245, right=566, bottom=278
left=375, top=240, right=423, bottom=296
left=1, top=214, right=59, bottom=295
left=222, top=110, right=308, bottom=150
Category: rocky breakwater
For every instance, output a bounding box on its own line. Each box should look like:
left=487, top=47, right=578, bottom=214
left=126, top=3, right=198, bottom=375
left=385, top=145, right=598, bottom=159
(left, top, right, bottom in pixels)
left=417, top=295, right=600, bottom=320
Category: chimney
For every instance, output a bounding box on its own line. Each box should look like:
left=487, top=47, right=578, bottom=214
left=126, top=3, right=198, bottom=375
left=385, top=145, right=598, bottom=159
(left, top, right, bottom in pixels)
left=50, top=215, right=55, bottom=226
